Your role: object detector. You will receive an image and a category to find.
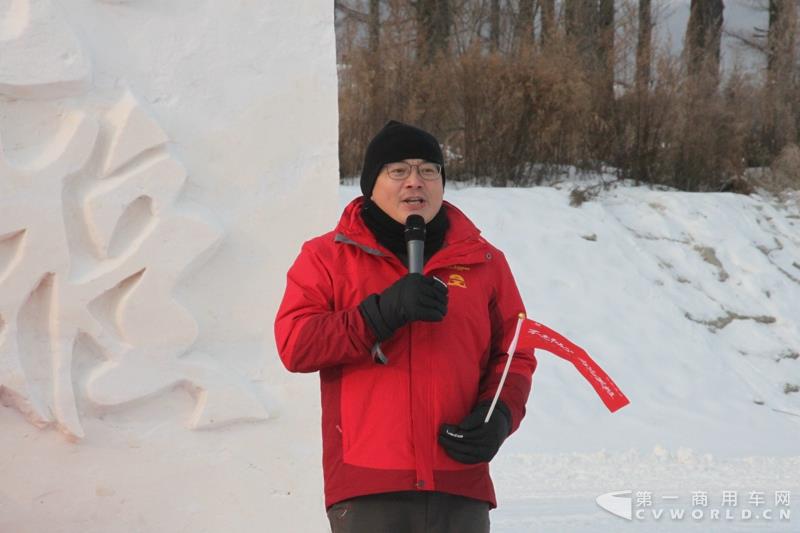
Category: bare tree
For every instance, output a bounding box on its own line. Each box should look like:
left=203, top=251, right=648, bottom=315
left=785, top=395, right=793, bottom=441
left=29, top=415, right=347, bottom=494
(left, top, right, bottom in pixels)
left=367, top=0, right=384, bottom=131
left=597, top=0, right=615, bottom=101
left=636, top=0, right=652, bottom=92
left=685, top=0, right=724, bottom=82
left=565, top=0, right=595, bottom=44
left=631, top=0, right=655, bottom=184
left=677, top=1, right=730, bottom=191
left=515, top=0, right=536, bottom=49
left=369, top=0, right=381, bottom=50
left=335, top=0, right=779, bottom=191
left=334, top=0, right=368, bottom=64
left=415, top=0, right=452, bottom=64
left=767, top=0, right=796, bottom=82
left=726, top=0, right=797, bottom=154
left=540, top=0, right=555, bottom=46
left=766, top=0, right=798, bottom=152
left=490, top=0, right=501, bottom=53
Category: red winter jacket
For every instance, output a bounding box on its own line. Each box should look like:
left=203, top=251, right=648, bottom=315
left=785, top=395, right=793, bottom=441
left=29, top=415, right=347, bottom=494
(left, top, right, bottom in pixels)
left=274, top=197, right=537, bottom=509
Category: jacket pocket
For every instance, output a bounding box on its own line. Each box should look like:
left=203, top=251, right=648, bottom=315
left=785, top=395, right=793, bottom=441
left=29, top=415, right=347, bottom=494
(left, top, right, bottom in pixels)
left=340, top=354, right=415, bottom=469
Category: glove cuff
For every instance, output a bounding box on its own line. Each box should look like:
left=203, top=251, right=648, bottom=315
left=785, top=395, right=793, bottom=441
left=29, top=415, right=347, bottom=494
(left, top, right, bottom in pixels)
left=479, top=399, right=513, bottom=432
left=358, top=294, right=396, bottom=342
left=496, top=400, right=512, bottom=431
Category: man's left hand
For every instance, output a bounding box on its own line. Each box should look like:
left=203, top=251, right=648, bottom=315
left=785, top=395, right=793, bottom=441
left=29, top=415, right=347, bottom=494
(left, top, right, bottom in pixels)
left=438, top=400, right=511, bottom=464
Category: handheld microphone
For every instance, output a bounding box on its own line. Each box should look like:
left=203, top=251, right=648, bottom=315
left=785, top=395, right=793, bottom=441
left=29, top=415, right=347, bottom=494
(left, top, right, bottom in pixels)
left=371, top=215, right=427, bottom=365
left=405, top=215, right=426, bottom=274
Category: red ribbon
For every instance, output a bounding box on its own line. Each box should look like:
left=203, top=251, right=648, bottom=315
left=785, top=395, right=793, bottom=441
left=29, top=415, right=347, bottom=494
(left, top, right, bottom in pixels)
left=516, top=319, right=629, bottom=412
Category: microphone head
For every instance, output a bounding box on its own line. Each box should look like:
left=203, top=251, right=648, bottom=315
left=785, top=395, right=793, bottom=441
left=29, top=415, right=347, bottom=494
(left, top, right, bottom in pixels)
left=404, top=214, right=426, bottom=242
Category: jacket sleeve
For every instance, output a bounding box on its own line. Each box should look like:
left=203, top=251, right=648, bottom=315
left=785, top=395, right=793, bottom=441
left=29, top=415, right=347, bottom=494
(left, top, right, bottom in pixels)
left=477, top=250, right=537, bottom=435
left=274, top=240, right=377, bottom=373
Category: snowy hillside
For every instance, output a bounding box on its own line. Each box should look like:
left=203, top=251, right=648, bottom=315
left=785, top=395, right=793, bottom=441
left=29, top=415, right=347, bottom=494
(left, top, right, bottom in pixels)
left=339, top=182, right=800, bottom=532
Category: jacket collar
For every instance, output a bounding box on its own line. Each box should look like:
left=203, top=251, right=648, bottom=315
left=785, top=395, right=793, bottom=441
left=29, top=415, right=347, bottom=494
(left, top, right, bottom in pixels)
left=334, top=196, right=491, bottom=268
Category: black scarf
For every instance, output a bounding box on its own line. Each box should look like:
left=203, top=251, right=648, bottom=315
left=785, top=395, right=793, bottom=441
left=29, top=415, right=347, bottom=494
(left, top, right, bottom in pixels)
left=361, top=199, right=449, bottom=266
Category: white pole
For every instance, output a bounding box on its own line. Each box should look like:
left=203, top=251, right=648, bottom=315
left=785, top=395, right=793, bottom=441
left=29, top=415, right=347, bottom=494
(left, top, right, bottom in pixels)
left=484, top=313, right=526, bottom=424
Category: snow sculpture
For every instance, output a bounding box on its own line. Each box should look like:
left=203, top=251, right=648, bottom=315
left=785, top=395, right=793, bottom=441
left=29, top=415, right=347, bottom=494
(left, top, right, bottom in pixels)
left=0, top=0, right=269, bottom=441
left=0, top=0, right=91, bottom=99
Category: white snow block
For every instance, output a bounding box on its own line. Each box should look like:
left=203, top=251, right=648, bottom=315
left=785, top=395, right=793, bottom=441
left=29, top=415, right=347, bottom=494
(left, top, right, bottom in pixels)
left=0, top=1, right=338, bottom=532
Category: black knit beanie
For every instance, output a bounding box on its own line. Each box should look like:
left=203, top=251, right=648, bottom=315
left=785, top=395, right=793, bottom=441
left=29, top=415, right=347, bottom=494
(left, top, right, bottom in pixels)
left=360, top=120, right=446, bottom=197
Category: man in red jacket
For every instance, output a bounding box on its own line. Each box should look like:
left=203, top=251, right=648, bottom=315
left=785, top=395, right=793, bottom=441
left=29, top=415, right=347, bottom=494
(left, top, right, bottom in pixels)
left=275, top=121, right=537, bottom=532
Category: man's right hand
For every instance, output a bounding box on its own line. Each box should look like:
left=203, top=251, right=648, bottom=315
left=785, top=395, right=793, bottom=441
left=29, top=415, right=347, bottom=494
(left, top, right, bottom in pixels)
left=359, top=274, right=448, bottom=341
left=379, top=273, right=448, bottom=330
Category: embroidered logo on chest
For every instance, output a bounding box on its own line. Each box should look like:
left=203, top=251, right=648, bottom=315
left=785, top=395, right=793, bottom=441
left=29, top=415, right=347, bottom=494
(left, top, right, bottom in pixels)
left=448, top=274, right=467, bottom=289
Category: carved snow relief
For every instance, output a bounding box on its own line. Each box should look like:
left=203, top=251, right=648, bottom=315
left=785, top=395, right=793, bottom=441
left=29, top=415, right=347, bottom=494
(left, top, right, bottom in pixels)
left=0, top=0, right=268, bottom=440
left=0, top=0, right=91, bottom=99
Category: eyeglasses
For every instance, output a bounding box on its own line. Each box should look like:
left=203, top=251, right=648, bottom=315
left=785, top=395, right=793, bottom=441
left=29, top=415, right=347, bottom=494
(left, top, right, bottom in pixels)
left=383, top=161, right=443, bottom=181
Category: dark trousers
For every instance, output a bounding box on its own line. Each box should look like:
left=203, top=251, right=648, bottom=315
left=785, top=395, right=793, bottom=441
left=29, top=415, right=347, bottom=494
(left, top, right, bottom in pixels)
left=326, top=491, right=491, bottom=533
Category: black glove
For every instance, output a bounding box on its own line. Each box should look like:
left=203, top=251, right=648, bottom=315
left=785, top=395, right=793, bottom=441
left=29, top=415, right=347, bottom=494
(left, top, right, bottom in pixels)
left=359, top=273, right=448, bottom=341
left=438, top=400, right=511, bottom=464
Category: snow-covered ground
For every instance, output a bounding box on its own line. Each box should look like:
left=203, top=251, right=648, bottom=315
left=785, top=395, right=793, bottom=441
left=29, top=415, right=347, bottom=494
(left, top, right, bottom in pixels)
left=340, top=182, right=800, bottom=532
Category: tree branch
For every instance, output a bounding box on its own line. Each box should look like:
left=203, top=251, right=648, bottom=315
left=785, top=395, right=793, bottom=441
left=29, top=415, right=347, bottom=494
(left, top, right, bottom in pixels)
left=335, top=0, right=369, bottom=24
left=724, top=28, right=768, bottom=55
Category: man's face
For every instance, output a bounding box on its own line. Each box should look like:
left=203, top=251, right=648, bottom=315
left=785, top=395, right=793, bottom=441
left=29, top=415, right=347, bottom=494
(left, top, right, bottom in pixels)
left=370, top=159, right=444, bottom=224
